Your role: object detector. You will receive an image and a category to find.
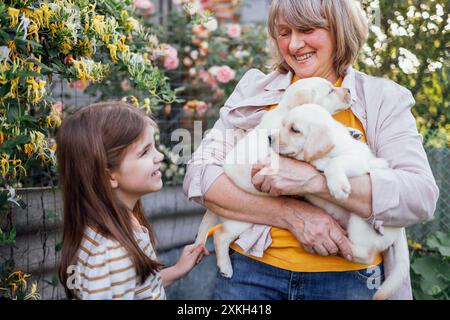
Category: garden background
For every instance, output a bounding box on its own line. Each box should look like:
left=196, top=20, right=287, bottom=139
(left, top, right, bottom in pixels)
left=0, top=0, right=448, bottom=300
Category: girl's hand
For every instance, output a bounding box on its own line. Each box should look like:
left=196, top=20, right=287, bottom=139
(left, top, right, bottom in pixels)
left=251, top=156, right=324, bottom=197
left=174, top=244, right=210, bottom=279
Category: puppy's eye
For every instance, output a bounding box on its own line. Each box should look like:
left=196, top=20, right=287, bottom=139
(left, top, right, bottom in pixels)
left=328, top=88, right=335, bottom=95
left=290, top=125, right=302, bottom=134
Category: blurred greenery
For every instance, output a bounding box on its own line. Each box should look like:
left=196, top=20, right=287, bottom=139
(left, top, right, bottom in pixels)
left=356, top=0, right=449, bottom=141
left=409, top=232, right=450, bottom=300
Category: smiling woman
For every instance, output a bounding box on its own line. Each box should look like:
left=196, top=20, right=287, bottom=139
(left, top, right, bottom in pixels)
left=183, top=0, right=438, bottom=300
left=267, top=0, right=368, bottom=80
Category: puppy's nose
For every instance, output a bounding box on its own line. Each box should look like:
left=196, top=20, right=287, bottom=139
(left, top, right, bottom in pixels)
left=268, top=135, right=273, bottom=145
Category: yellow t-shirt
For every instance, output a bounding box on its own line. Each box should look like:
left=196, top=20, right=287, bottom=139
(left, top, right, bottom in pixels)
left=229, top=75, right=383, bottom=272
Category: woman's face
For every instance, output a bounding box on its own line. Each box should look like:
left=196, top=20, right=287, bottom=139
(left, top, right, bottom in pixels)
left=276, top=16, right=337, bottom=82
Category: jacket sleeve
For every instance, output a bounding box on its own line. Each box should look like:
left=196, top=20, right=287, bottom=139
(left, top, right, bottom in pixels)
left=369, top=87, right=440, bottom=227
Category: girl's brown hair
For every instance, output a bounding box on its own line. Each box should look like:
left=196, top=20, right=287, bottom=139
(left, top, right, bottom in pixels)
left=56, top=101, right=163, bottom=299
left=268, top=0, right=369, bottom=78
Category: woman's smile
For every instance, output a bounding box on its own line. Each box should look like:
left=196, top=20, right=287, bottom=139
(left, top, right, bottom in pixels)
left=293, top=51, right=316, bottom=63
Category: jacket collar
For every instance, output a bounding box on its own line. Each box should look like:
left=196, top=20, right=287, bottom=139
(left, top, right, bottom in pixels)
left=230, top=66, right=359, bottom=111
left=264, top=70, right=293, bottom=91
left=264, top=67, right=358, bottom=104
left=341, top=66, right=358, bottom=106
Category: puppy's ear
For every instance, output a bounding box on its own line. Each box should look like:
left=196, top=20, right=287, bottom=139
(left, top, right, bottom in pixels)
left=304, top=124, right=335, bottom=162
left=280, top=88, right=315, bottom=110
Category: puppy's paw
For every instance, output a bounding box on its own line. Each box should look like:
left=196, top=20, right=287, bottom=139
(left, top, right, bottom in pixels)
left=327, top=175, right=351, bottom=201
left=218, top=263, right=233, bottom=278
left=350, top=244, right=376, bottom=265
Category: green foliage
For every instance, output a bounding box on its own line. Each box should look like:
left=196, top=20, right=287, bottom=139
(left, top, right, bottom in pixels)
left=410, top=232, right=450, bottom=299
left=0, top=0, right=180, bottom=300
left=356, top=0, right=449, bottom=139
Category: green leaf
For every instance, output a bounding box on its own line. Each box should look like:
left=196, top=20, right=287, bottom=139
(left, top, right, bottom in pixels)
left=0, top=135, right=31, bottom=153
left=411, top=256, right=448, bottom=296
left=16, top=199, right=27, bottom=210
left=426, top=232, right=450, bottom=257
left=45, top=210, right=58, bottom=220
left=0, top=191, right=8, bottom=209
left=0, top=228, right=16, bottom=245
left=17, top=70, right=43, bottom=79
left=55, top=241, right=62, bottom=252
left=43, top=274, right=59, bottom=288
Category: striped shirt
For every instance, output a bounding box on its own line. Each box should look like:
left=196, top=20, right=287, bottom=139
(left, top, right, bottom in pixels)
left=74, top=225, right=166, bottom=300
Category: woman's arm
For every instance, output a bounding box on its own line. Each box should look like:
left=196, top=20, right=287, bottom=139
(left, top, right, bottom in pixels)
left=204, top=173, right=354, bottom=259
left=250, top=157, right=373, bottom=219
left=251, top=87, right=439, bottom=228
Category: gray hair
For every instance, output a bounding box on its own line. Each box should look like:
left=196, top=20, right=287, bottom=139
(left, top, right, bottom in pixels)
left=268, top=0, right=369, bottom=77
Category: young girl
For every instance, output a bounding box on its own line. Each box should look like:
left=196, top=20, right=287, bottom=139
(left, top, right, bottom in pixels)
left=56, top=101, right=208, bottom=300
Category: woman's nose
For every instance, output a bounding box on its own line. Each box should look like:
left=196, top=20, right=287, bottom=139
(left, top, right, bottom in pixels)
left=289, top=33, right=306, bottom=53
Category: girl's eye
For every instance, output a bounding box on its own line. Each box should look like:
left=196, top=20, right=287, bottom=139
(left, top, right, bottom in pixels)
left=301, top=28, right=314, bottom=34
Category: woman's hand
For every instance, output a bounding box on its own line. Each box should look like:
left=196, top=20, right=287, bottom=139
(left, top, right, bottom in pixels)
left=251, top=155, right=325, bottom=197
left=286, top=202, right=353, bottom=260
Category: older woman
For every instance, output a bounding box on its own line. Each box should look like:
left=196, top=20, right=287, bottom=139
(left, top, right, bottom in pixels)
left=183, top=0, right=439, bottom=300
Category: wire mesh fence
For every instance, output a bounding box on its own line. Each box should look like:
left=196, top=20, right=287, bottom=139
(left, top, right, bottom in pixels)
left=407, top=129, right=449, bottom=243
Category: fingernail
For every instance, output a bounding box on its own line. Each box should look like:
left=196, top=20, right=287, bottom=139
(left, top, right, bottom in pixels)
left=347, top=255, right=352, bottom=261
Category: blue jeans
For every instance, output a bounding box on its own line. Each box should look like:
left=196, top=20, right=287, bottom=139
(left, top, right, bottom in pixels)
left=213, top=250, right=385, bottom=300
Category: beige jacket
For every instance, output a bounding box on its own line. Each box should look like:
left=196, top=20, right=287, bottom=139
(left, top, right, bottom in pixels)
left=183, top=66, right=440, bottom=300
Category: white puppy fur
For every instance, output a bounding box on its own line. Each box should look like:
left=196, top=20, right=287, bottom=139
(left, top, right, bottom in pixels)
left=195, top=77, right=351, bottom=279
left=270, top=104, right=409, bottom=300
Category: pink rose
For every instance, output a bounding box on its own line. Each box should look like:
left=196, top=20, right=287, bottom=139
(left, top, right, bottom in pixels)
left=188, top=67, right=197, bottom=77
left=227, top=24, right=242, bottom=38
left=192, top=25, right=208, bottom=38
left=68, top=80, right=89, bottom=91
left=120, top=80, right=132, bottom=91
left=214, top=88, right=225, bottom=98
left=196, top=101, right=208, bottom=116
left=164, top=45, right=178, bottom=59
left=215, top=66, right=236, bottom=84
left=199, top=69, right=217, bottom=87
left=164, top=56, right=179, bottom=70
left=183, top=57, right=193, bottom=67
left=134, top=0, right=155, bottom=16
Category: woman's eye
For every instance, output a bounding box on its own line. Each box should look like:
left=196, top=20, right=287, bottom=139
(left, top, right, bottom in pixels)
left=302, top=28, right=314, bottom=34
left=278, top=30, right=290, bottom=37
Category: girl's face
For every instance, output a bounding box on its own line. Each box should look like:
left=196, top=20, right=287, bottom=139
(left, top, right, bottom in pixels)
left=110, top=123, right=164, bottom=207
left=276, top=16, right=337, bottom=82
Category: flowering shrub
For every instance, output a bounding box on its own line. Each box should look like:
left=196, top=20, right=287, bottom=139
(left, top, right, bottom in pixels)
left=356, top=0, right=449, bottom=135
left=158, top=2, right=269, bottom=119
left=79, top=1, right=268, bottom=184
left=0, top=0, right=185, bottom=299
left=157, top=144, right=186, bottom=187
left=0, top=270, right=40, bottom=300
